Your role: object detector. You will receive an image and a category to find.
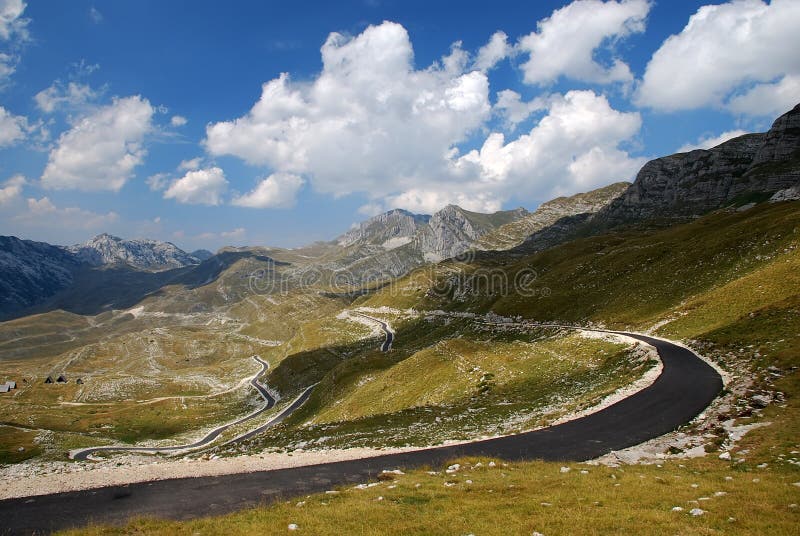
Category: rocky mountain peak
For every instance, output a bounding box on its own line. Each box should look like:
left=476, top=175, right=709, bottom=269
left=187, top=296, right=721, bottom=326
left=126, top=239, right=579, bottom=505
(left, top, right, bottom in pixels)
left=67, top=234, right=201, bottom=271
left=337, top=208, right=430, bottom=248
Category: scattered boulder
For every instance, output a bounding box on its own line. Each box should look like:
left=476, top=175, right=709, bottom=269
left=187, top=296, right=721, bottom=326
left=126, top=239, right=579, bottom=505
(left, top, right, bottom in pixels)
left=750, top=394, right=771, bottom=408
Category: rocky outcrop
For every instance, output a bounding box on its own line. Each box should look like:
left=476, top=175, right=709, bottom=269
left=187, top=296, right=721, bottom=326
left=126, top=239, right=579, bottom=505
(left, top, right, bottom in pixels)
left=337, top=209, right=430, bottom=248
left=416, top=206, right=528, bottom=261
left=598, top=103, right=800, bottom=226
left=477, top=182, right=629, bottom=251
left=0, top=236, right=81, bottom=318
left=67, top=233, right=201, bottom=271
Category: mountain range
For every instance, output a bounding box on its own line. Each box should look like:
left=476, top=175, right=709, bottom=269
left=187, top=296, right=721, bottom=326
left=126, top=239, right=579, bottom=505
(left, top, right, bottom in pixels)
left=1, top=103, right=798, bottom=321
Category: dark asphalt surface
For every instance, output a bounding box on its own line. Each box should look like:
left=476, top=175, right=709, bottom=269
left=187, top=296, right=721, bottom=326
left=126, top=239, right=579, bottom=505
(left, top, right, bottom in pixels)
left=0, top=332, right=722, bottom=534
left=71, top=356, right=276, bottom=461
left=354, top=313, right=394, bottom=351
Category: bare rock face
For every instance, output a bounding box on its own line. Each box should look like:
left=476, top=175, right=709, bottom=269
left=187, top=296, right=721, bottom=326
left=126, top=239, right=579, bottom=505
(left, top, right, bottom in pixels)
left=67, top=233, right=201, bottom=271
left=751, top=103, right=800, bottom=166
left=599, top=103, right=800, bottom=225
left=477, top=182, right=629, bottom=251
left=337, top=209, right=429, bottom=249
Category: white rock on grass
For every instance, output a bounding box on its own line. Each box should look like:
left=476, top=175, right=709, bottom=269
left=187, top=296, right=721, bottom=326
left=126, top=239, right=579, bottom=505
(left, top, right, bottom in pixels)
left=560, top=466, right=571, bottom=473
left=382, top=469, right=405, bottom=475
left=288, top=523, right=299, bottom=531
left=718, top=452, right=731, bottom=460
left=671, top=506, right=684, bottom=512
left=689, top=508, right=705, bottom=516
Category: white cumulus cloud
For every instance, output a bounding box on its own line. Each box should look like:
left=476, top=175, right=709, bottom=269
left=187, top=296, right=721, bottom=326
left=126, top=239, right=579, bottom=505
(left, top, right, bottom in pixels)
left=452, top=90, right=645, bottom=200
left=473, top=31, right=510, bottom=72
left=677, top=129, right=749, bottom=153
left=205, top=21, right=646, bottom=214
left=35, top=81, right=99, bottom=113
left=0, top=173, right=24, bottom=205
left=170, top=115, right=187, bottom=127
left=232, top=172, right=305, bottom=209
left=0, top=105, right=26, bottom=146
left=205, top=21, right=491, bottom=201
left=636, top=0, right=800, bottom=114
left=20, top=196, right=118, bottom=229
left=726, top=74, right=800, bottom=117
left=40, top=95, right=154, bottom=191
left=517, top=0, right=650, bottom=86
left=164, top=166, right=228, bottom=205
left=0, top=0, right=29, bottom=84
left=178, top=157, right=202, bottom=171
left=494, top=90, right=545, bottom=128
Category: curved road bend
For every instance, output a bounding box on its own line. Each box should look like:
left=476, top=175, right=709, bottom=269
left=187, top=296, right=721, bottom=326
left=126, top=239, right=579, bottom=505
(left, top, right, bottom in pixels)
left=354, top=313, right=394, bottom=351
left=71, top=356, right=277, bottom=461
left=2, top=331, right=722, bottom=534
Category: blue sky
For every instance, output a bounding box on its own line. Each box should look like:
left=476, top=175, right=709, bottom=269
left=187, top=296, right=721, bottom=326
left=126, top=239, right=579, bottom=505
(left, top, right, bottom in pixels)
left=0, top=0, right=798, bottom=251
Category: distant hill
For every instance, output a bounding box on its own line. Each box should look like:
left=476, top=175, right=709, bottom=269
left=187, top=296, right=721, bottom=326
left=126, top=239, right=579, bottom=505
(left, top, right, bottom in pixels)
left=190, top=249, right=215, bottom=261
left=0, top=236, right=81, bottom=319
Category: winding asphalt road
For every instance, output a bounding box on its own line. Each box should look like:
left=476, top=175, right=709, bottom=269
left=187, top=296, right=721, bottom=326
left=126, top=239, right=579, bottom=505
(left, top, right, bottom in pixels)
left=71, top=356, right=277, bottom=461
left=354, top=312, right=394, bottom=351
left=0, top=327, right=722, bottom=534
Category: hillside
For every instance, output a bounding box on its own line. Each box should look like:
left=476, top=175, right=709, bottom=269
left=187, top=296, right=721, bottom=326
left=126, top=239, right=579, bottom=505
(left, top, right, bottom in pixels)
left=476, top=182, right=629, bottom=251
left=0, top=236, right=81, bottom=319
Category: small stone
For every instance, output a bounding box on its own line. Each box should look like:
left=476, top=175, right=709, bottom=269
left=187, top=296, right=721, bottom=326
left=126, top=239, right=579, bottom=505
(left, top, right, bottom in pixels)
left=488, top=461, right=496, bottom=467
left=757, top=463, right=768, bottom=469
left=540, top=502, right=552, bottom=507
left=560, top=466, right=571, bottom=473
left=671, top=506, right=684, bottom=512
left=689, top=508, right=705, bottom=516
left=691, top=483, right=699, bottom=488
left=580, top=470, right=589, bottom=474
left=718, top=452, right=731, bottom=460
left=295, top=501, right=305, bottom=507
left=532, top=532, right=544, bottom=536
left=288, top=524, right=299, bottom=531
left=725, top=476, right=733, bottom=481
left=728, top=517, right=736, bottom=523
left=714, top=491, right=727, bottom=497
